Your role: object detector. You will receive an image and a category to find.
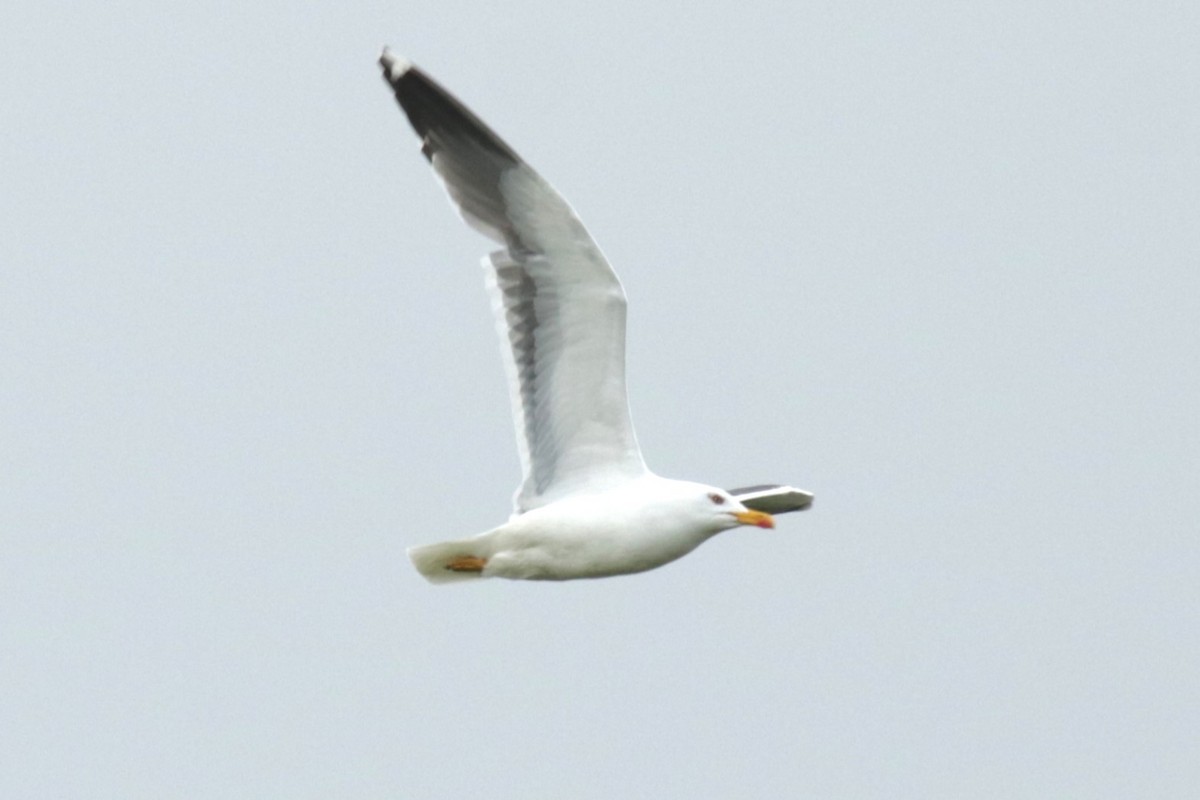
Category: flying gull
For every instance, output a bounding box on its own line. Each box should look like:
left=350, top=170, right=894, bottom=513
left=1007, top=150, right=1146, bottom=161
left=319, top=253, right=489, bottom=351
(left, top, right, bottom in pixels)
left=379, top=49, right=813, bottom=583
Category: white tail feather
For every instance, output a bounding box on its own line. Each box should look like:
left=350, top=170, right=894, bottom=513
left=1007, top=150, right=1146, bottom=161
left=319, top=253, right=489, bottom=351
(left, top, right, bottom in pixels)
left=408, top=538, right=489, bottom=585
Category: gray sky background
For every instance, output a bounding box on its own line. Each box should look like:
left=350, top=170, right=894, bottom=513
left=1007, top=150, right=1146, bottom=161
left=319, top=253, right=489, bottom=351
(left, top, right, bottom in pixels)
left=2, top=1, right=1197, bottom=797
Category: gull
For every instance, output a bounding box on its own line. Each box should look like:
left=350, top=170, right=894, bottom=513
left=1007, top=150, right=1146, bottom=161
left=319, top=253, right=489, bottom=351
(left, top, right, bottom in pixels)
left=379, top=50, right=812, bottom=583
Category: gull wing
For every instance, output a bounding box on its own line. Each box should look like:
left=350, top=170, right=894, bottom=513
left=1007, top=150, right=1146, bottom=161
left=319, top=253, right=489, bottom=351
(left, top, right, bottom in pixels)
left=380, top=50, right=647, bottom=513
left=728, top=485, right=814, bottom=514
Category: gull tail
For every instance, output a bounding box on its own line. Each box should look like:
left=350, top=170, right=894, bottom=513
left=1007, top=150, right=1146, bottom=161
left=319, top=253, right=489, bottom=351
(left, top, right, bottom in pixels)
left=408, top=537, right=491, bottom=585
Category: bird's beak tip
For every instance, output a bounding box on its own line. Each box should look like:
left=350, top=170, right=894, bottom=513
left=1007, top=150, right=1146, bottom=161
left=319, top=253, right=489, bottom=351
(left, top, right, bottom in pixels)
left=734, top=510, right=775, bottom=529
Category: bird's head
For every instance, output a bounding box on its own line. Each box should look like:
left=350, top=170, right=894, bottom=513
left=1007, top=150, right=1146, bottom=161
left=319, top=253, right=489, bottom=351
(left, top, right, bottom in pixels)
left=698, top=487, right=776, bottom=532
left=645, top=481, right=775, bottom=535
left=607, top=476, right=777, bottom=540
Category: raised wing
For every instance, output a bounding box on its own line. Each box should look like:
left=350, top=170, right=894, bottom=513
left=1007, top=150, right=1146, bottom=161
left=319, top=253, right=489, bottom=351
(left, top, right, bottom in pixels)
left=380, top=50, right=647, bottom=513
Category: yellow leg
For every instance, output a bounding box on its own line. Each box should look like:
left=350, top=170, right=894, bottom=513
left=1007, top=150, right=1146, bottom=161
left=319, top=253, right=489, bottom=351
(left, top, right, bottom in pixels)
left=445, top=555, right=487, bottom=573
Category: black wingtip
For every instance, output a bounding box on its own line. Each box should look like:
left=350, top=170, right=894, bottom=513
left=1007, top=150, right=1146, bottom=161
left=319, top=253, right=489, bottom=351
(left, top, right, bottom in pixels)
left=378, top=52, right=522, bottom=166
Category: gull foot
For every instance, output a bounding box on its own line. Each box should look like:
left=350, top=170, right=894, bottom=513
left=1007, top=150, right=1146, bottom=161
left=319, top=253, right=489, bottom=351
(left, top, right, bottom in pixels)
left=445, top=555, right=488, bottom=573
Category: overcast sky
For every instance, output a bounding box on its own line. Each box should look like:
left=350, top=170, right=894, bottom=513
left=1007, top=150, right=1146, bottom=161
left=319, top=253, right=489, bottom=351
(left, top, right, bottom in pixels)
left=2, top=1, right=1197, bottom=797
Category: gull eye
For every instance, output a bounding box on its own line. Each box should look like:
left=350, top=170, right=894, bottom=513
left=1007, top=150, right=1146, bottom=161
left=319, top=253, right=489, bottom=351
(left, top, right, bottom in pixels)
left=708, top=493, right=726, bottom=505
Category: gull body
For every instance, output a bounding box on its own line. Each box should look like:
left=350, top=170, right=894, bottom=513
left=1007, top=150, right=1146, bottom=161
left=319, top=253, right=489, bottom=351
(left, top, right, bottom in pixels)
left=410, top=475, right=774, bottom=583
left=378, top=50, right=811, bottom=583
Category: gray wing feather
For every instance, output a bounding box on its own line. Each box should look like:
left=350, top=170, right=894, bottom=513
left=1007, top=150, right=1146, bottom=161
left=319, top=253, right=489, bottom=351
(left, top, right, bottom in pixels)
left=382, top=51, right=647, bottom=512
left=729, top=485, right=815, bottom=514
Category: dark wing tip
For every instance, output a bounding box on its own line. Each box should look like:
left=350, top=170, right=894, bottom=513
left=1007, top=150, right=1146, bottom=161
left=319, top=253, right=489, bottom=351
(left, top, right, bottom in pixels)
left=378, top=49, right=522, bottom=166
